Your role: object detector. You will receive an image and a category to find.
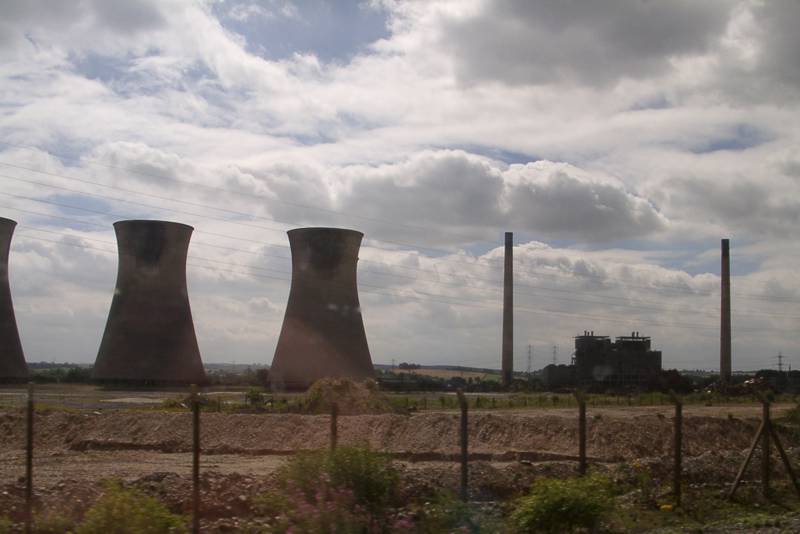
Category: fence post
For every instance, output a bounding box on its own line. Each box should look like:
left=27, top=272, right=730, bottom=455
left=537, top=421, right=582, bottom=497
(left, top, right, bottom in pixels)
left=191, top=384, right=200, bottom=534
left=25, top=382, right=34, bottom=534
left=669, top=391, right=683, bottom=506
left=575, top=390, right=587, bottom=476
left=761, top=397, right=771, bottom=499
left=457, top=389, right=468, bottom=502
left=330, top=402, right=338, bottom=451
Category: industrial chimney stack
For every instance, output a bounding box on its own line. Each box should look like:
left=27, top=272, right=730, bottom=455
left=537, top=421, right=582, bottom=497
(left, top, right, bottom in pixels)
left=270, top=227, right=374, bottom=390
left=0, top=218, right=28, bottom=381
left=93, top=220, right=206, bottom=385
left=502, top=231, right=513, bottom=387
left=720, top=238, right=732, bottom=386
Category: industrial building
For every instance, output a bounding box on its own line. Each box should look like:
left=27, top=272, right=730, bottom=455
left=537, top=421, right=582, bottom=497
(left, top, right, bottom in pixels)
left=542, top=331, right=662, bottom=389
left=270, top=227, right=375, bottom=390
left=0, top=217, right=28, bottom=381
left=93, top=220, right=207, bottom=385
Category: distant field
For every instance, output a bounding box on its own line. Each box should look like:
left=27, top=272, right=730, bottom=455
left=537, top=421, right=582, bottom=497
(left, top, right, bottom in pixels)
left=392, top=368, right=500, bottom=380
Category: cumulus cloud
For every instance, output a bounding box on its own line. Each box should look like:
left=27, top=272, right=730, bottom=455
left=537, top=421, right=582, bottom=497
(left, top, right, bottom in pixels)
left=335, top=152, right=666, bottom=244
left=0, top=0, right=167, bottom=58
left=440, top=0, right=732, bottom=87
left=0, top=0, right=797, bottom=371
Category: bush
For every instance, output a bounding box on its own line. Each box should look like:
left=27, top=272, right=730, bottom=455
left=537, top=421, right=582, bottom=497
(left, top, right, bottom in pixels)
left=75, top=481, right=187, bottom=534
left=34, top=511, right=75, bottom=533
left=255, top=447, right=400, bottom=532
left=0, top=517, right=11, bottom=534
left=278, top=446, right=399, bottom=517
left=256, top=476, right=376, bottom=533
left=510, top=473, right=613, bottom=533
left=412, top=492, right=473, bottom=534
left=245, top=387, right=265, bottom=407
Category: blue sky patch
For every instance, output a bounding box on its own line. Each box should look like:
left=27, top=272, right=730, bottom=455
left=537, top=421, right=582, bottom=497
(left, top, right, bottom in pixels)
left=214, top=0, right=390, bottom=64
left=690, top=123, right=769, bottom=154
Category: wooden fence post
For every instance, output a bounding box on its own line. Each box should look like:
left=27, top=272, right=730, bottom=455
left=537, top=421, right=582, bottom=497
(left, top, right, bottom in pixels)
left=191, top=384, right=200, bottom=534
left=25, top=382, right=34, bottom=534
left=575, top=390, right=587, bottom=476
left=457, top=389, right=468, bottom=502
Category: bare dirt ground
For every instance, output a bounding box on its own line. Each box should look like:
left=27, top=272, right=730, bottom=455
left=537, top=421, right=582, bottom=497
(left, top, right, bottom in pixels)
left=0, top=401, right=798, bottom=532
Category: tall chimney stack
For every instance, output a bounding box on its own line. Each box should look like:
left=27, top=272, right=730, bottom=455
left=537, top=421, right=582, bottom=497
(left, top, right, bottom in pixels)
left=720, top=238, right=732, bottom=386
left=502, top=231, right=513, bottom=387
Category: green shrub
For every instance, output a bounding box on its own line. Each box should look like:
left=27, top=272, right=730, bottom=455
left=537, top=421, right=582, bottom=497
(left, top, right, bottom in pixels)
left=277, top=446, right=399, bottom=516
left=75, top=481, right=187, bottom=534
left=412, top=492, right=473, bottom=534
left=254, top=447, right=400, bottom=532
left=34, top=511, right=75, bottom=533
left=0, top=517, right=11, bottom=534
left=510, top=473, right=613, bottom=533
left=245, top=387, right=266, bottom=407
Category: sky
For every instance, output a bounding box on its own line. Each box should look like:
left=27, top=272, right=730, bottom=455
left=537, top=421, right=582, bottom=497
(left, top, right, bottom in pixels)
left=0, top=0, right=798, bottom=372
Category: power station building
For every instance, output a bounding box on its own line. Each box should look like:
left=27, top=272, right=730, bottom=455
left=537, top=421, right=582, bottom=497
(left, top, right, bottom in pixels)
left=270, top=227, right=375, bottom=390
left=93, top=220, right=206, bottom=385
left=0, top=217, right=28, bottom=381
left=542, top=331, right=662, bottom=389
left=574, top=331, right=661, bottom=387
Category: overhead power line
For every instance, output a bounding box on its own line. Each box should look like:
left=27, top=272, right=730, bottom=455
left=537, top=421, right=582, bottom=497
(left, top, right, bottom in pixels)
left=12, top=230, right=798, bottom=337
left=2, top=168, right=797, bottom=310
left=12, top=215, right=800, bottom=322
left=1, top=151, right=793, bottom=301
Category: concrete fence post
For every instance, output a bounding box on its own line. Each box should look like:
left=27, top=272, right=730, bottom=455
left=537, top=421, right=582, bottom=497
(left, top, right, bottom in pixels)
left=761, top=398, right=771, bottom=499
left=575, top=390, right=587, bottom=476
left=330, top=402, right=338, bottom=451
left=25, top=382, right=33, bottom=534
left=669, top=391, right=683, bottom=506
left=457, top=389, right=468, bottom=502
left=191, top=384, right=200, bottom=534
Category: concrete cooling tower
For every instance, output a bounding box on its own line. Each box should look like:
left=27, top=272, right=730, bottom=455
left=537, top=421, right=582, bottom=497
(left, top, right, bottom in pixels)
left=0, top=218, right=28, bottom=381
left=93, top=220, right=206, bottom=385
left=270, top=227, right=374, bottom=390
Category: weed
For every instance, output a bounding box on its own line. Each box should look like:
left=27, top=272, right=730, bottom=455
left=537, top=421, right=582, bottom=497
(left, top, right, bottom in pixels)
left=34, top=511, right=75, bottom=533
left=411, top=492, right=474, bottom=534
left=74, top=480, right=187, bottom=534
left=509, top=473, right=613, bottom=533
left=276, top=446, right=399, bottom=518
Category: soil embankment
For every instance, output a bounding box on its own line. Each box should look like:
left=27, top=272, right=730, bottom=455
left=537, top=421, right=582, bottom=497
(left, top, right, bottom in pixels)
left=0, top=406, right=785, bottom=461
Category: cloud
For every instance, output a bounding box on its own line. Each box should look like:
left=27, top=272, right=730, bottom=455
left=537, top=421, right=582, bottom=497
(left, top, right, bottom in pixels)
left=0, top=0, right=166, bottom=58
left=666, top=177, right=800, bottom=239
left=0, top=1, right=797, bottom=372
left=336, top=152, right=666, bottom=244
left=504, top=161, right=667, bottom=241
left=440, top=0, right=732, bottom=87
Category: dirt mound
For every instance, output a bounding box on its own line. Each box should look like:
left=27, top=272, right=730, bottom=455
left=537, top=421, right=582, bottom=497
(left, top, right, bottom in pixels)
left=0, top=409, right=778, bottom=461
left=303, top=377, right=398, bottom=415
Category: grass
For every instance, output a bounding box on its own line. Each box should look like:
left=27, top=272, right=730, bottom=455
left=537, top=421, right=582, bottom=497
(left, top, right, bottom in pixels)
left=607, top=482, right=800, bottom=533
left=2, top=385, right=796, bottom=415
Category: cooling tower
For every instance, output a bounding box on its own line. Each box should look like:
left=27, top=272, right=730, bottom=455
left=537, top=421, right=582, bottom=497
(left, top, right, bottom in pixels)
left=93, top=220, right=206, bottom=385
left=0, top=218, right=28, bottom=381
left=270, top=227, right=374, bottom=390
